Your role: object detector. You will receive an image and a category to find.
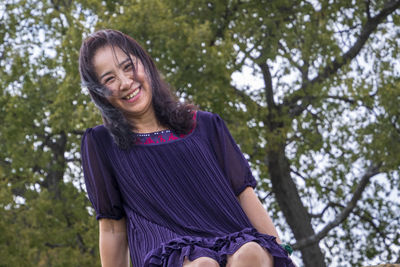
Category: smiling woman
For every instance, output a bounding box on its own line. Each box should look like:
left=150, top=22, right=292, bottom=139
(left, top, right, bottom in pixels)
left=79, top=29, right=295, bottom=267
left=79, top=29, right=195, bottom=148
left=93, top=46, right=155, bottom=128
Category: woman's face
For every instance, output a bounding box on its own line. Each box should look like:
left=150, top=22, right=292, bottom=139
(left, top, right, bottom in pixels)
left=93, top=45, right=153, bottom=120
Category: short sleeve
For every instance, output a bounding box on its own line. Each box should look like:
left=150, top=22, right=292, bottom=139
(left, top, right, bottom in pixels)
left=210, top=113, right=257, bottom=196
left=81, top=128, right=125, bottom=220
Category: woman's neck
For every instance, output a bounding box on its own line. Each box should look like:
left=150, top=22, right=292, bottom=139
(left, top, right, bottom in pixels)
left=126, top=109, right=167, bottom=134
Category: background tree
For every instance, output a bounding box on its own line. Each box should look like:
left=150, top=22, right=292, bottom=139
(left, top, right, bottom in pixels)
left=0, top=0, right=101, bottom=265
left=1, top=0, right=399, bottom=266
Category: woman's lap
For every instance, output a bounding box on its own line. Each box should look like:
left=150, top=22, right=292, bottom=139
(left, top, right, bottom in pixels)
left=182, top=256, right=219, bottom=267
left=182, top=241, right=273, bottom=267
left=226, top=241, right=273, bottom=267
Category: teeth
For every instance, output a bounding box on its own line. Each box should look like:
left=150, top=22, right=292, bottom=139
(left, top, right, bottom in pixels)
left=125, top=88, right=140, bottom=100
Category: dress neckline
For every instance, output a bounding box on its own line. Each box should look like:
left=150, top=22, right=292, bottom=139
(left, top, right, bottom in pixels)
left=131, top=111, right=198, bottom=146
left=132, top=129, right=172, bottom=137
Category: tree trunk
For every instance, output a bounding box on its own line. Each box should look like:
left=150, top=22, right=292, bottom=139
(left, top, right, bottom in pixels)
left=261, top=58, right=327, bottom=266
left=266, top=141, right=326, bottom=267
left=44, top=132, right=67, bottom=199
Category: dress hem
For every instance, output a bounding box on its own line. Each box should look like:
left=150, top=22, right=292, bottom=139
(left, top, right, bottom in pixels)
left=143, top=227, right=295, bottom=267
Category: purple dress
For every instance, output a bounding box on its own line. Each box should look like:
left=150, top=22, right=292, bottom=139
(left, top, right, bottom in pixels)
left=81, top=110, right=294, bottom=267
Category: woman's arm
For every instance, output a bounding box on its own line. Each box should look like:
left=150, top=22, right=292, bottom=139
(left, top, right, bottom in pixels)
left=238, top=187, right=282, bottom=244
left=99, top=217, right=130, bottom=267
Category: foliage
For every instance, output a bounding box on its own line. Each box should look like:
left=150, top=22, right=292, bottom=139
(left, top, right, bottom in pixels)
left=1, top=0, right=399, bottom=266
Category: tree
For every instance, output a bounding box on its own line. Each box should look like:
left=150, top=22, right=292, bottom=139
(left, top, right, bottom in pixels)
left=1, top=0, right=399, bottom=266
left=0, top=0, right=101, bottom=265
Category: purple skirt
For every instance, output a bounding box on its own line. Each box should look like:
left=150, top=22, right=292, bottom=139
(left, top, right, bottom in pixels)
left=145, top=228, right=294, bottom=266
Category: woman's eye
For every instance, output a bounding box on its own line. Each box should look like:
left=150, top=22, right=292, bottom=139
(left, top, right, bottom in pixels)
left=124, top=64, right=132, bottom=71
left=104, top=77, right=114, bottom=84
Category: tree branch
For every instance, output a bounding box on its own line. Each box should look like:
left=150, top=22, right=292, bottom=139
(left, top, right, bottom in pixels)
left=290, top=167, right=307, bottom=181
left=258, top=62, right=276, bottom=110
left=208, top=0, right=242, bottom=47
left=278, top=41, right=303, bottom=74
left=309, top=202, right=337, bottom=219
left=324, top=95, right=356, bottom=105
left=277, top=40, right=310, bottom=83
left=292, top=163, right=382, bottom=249
left=261, top=191, right=273, bottom=202
left=286, top=95, right=314, bottom=117
left=238, top=45, right=257, bottom=67
left=70, top=130, right=84, bottom=135
left=366, top=0, right=372, bottom=20
left=287, top=92, right=371, bottom=117
left=284, top=1, right=400, bottom=116
left=333, top=23, right=363, bottom=35
left=230, top=85, right=262, bottom=110
left=311, top=0, right=400, bottom=85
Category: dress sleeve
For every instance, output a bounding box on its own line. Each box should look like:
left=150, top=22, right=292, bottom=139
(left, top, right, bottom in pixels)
left=81, top=128, right=125, bottom=220
left=210, top=113, right=257, bottom=196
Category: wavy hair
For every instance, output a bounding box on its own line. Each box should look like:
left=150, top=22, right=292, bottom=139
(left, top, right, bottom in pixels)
left=79, top=29, right=196, bottom=149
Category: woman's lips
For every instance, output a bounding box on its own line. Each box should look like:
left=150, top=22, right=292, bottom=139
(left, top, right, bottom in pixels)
left=123, top=86, right=141, bottom=103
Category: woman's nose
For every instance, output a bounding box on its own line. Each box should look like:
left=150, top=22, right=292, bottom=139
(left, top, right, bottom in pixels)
left=119, top=73, right=132, bottom=91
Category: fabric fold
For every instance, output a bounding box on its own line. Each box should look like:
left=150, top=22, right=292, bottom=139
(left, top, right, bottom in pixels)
left=144, top=228, right=294, bottom=267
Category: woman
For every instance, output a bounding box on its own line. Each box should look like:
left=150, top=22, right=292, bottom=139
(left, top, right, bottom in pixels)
left=79, top=29, right=295, bottom=267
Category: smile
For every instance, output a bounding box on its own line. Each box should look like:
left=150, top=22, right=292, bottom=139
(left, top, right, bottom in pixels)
left=124, top=87, right=141, bottom=100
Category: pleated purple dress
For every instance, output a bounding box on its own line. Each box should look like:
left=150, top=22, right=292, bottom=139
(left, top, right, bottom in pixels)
left=81, top=110, right=294, bottom=267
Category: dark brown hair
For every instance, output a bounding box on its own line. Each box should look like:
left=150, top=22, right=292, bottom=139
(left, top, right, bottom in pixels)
left=79, top=29, right=196, bottom=149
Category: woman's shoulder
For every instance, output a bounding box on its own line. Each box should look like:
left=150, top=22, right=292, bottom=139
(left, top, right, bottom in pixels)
left=194, top=110, right=226, bottom=139
left=196, top=110, right=220, bottom=125
left=196, top=110, right=226, bottom=130
left=88, top=124, right=109, bottom=135
left=83, top=125, right=109, bottom=138
left=82, top=125, right=113, bottom=147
